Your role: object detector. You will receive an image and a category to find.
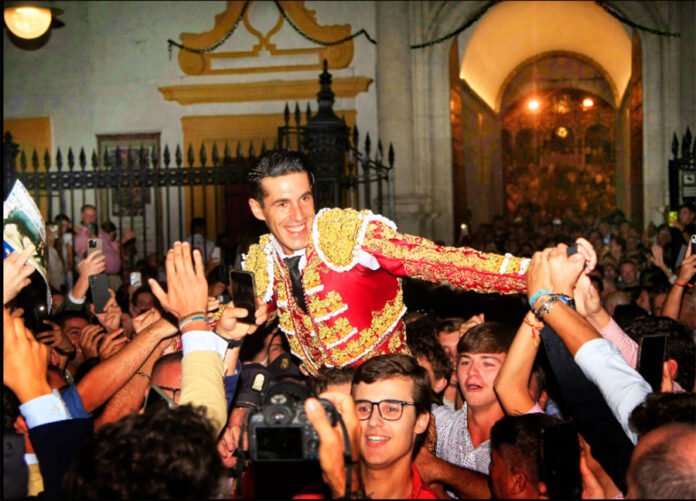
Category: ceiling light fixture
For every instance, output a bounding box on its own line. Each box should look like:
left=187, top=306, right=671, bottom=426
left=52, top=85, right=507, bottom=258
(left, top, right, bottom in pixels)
left=4, top=1, right=62, bottom=40
left=528, top=99, right=540, bottom=111
left=582, top=98, right=594, bottom=109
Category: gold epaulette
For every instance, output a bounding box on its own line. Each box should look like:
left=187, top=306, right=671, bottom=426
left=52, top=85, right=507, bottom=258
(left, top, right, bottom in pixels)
left=241, top=234, right=274, bottom=302
left=313, top=208, right=379, bottom=272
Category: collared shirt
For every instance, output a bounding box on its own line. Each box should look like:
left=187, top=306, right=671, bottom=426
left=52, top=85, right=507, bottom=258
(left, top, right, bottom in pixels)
left=574, top=338, right=651, bottom=444
left=432, top=403, right=491, bottom=474
left=74, top=226, right=121, bottom=273
left=18, top=390, right=72, bottom=429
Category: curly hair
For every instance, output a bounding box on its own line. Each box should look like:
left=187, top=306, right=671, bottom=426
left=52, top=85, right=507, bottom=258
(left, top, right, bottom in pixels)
left=63, top=404, right=226, bottom=499
left=629, top=392, right=696, bottom=437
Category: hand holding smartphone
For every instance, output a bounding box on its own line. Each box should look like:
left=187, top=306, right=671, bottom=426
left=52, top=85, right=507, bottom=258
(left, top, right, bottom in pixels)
left=87, top=238, right=103, bottom=257
left=229, top=269, right=257, bottom=324
left=89, top=274, right=111, bottom=313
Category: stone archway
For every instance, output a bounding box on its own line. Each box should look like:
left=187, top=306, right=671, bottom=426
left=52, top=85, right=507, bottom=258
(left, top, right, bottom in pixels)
left=410, top=0, right=676, bottom=242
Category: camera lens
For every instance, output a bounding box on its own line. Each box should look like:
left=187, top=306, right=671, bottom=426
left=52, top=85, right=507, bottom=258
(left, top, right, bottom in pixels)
left=271, top=410, right=288, bottom=424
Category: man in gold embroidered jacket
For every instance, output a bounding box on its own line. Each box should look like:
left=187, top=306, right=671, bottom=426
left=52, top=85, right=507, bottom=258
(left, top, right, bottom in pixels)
left=243, top=151, right=529, bottom=375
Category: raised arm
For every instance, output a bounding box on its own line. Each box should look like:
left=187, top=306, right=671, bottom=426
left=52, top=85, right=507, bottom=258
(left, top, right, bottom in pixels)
left=662, top=242, right=695, bottom=320
left=494, top=310, right=544, bottom=415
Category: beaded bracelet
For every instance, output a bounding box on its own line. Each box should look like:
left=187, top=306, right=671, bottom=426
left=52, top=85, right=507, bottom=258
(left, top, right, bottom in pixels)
left=533, top=295, right=562, bottom=317
left=179, top=315, right=207, bottom=330
left=529, top=289, right=553, bottom=310
left=135, top=370, right=151, bottom=382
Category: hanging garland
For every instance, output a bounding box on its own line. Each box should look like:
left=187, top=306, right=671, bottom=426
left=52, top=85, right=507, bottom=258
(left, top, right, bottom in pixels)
left=167, top=0, right=679, bottom=57
left=167, top=0, right=250, bottom=56
left=595, top=1, right=680, bottom=38
left=274, top=1, right=376, bottom=45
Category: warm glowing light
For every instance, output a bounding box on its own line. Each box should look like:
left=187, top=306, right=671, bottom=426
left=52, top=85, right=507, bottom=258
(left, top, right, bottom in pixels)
left=556, top=127, right=568, bottom=138
left=582, top=98, right=594, bottom=108
left=528, top=99, right=540, bottom=111
left=4, top=6, right=52, bottom=39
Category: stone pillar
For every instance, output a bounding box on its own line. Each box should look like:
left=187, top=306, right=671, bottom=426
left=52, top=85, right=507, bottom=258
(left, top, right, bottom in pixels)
left=376, top=1, right=424, bottom=235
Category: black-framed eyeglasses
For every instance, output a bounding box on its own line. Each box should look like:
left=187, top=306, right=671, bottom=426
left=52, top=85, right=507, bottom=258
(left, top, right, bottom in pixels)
left=157, top=384, right=181, bottom=401
left=354, top=399, right=415, bottom=421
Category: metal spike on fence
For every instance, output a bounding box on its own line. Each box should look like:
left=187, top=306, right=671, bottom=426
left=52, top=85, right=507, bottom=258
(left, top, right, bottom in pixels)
left=44, top=149, right=51, bottom=170
left=236, top=142, right=242, bottom=159
left=32, top=149, right=39, bottom=171
left=127, top=146, right=134, bottom=168
left=249, top=142, right=256, bottom=158
left=103, top=148, right=109, bottom=168
left=91, top=150, right=98, bottom=169
left=353, top=125, right=359, bottom=148
left=672, top=133, right=679, bottom=159
left=224, top=142, right=231, bottom=162
left=284, top=103, right=290, bottom=126
left=199, top=143, right=207, bottom=167
left=163, top=144, right=171, bottom=168
left=56, top=149, right=63, bottom=171
left=261, top=140, right=267, bottom=154
left=294, top=102, right=301, bottom=127
left=175, top=145, right=182, bottom=167
left=683, top=127, right=692, bottom=159
left=306, top=102, right=311, bottom=123
left=115, top=146, right=122, bottom=169
left=20, top=150, right=27, bottom=171
left=79, top=147, right=86, bottom=170
left=139, top=144, right=147, bottom=167
left=212, top=142, right=219, bottom=166
left=377, top=139, right=383, bottom=162
left=151, top=146, right=159, bottom=168
left=388, top=143, right=395, bottom=168
left=67, top=148, right=75, bottom=170
left=187, top=144, right=194, bottom=167
left=365, top=133, right=371, bottom=159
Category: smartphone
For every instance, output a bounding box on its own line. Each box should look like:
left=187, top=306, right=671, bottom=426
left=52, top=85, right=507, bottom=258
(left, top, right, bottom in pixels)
left=229, top=269, right=257, bottom=324
left=87, top=238, right=103, bottom=257
left=566, top=242, right=579, bottom=256
left=211, top=246, right=221, bottom=263
left=145, top=384, right=175, bottom=410
left=540, top=422, right=582, bottom=499
left=89, top=273, right=111, bottom=313
left=638, top=334, right=667, bottom=393
left=130, top=271, right=142, bottom=288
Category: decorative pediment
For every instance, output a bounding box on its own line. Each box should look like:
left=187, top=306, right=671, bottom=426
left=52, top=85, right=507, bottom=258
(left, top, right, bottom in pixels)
left=177, top=0, right=354, bottom=76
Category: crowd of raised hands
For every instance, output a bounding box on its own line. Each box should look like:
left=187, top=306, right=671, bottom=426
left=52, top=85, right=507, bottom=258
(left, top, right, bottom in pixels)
left=3, top=229, right=695, bottom=498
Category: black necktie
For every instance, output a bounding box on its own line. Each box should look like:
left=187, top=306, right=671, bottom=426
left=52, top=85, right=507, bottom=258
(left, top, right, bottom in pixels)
left=284, top=255, right=308, bottom=314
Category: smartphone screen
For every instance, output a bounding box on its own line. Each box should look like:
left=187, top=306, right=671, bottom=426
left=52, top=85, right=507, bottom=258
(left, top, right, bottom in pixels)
left=229, top=270, right=257, bottom=324
left=638, top=334, right=667, bottom=393
left=541, top=422, right=582, bottom=499
left=130, top=271, right=142, bottom=288
left=89, top=273, right=111, bottom=313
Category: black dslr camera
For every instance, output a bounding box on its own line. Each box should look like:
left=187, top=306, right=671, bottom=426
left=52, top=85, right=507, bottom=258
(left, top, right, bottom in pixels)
left=248, top=380, right=338, bottom=462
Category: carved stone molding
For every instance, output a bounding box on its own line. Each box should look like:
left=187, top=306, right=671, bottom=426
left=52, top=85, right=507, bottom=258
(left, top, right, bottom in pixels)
left=177, top=1, right=354, bottom=76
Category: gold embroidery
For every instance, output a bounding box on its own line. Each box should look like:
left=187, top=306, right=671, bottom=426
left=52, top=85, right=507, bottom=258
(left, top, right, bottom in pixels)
left=362, top=223, right=527, bottom=294
left=336, top=289, right=405, bottom=366
left=243, top=234, right=273, bottom=300
left=315, top=208, right=370, bottom=269
left=308, top=290, right=346, bottom=321
left=302, top=264, right=322, bottom=293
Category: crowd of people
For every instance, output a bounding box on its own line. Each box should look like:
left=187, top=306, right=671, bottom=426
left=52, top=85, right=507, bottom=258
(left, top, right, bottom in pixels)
left=3, top=148, right=695, bottom=499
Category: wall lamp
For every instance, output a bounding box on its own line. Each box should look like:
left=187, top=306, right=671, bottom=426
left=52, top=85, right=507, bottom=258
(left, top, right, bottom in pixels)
left=4, top=1, right=63, bottom=40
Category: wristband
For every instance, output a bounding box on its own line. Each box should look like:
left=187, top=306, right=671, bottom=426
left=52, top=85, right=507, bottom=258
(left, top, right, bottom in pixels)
left=533, top=295, right=561, bottom=317
left=214, top=330, right=245, bottom=349
left=179, top=311, right=206, bottom=323
left=524, top=317, right=543, bottom=348
left=529, top=289, right=553, bottom=309
left=557, top=294, right=576, bottom=308
left=54, top=345, right=77, bottom=361
left=179, top=315, right=207, bottom=330
left=675, top=279, right=693, bottom=288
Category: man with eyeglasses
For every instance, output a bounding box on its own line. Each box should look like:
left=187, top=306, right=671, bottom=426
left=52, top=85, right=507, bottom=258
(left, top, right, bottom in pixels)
left=296, top=354, right=437, bottom=499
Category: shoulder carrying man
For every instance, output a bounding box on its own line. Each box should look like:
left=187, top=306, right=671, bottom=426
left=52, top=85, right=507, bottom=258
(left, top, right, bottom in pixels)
left=243, top=150, right=530, bottom=375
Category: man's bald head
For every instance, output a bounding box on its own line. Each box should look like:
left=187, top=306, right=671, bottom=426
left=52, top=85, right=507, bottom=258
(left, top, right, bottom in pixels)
left=604, top=290, right=630, bottom=316
left=152, top=353, right=182, bottom=393
left=627, top=424, right=696, bottom=499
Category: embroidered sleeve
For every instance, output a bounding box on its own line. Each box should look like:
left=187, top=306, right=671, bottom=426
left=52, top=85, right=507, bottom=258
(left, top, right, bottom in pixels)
left=241, top=234, right=275, bottom=303
left=360, top=221, right=528, bottom=295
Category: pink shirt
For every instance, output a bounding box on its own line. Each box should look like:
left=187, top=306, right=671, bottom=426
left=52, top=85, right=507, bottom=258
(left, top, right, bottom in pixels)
left=73, top=226, right=121, bottom=274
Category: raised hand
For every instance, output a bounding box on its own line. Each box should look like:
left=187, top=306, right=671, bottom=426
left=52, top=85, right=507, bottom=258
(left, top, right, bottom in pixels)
left=148, top=242, right=208, bottom=321
left=98, top=328, right=128, bottom=360
left=132, top=307, right=162, bottom=335
left=3, top=244, right=36, bottom=305
left=304, top=391, right=361, bottom=499
left=77, top=249, right=106, bottom=278
left=548, top=243, right=586, bottom=296
left=460, top=313, right=484, bottom=335
left=573, top=274, right=602, bottom=319
left=3, top=307, right=51, bottom=403
left=79, top=323, right=105, bottom=360
left=35, top=319, right=75, bottom=354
